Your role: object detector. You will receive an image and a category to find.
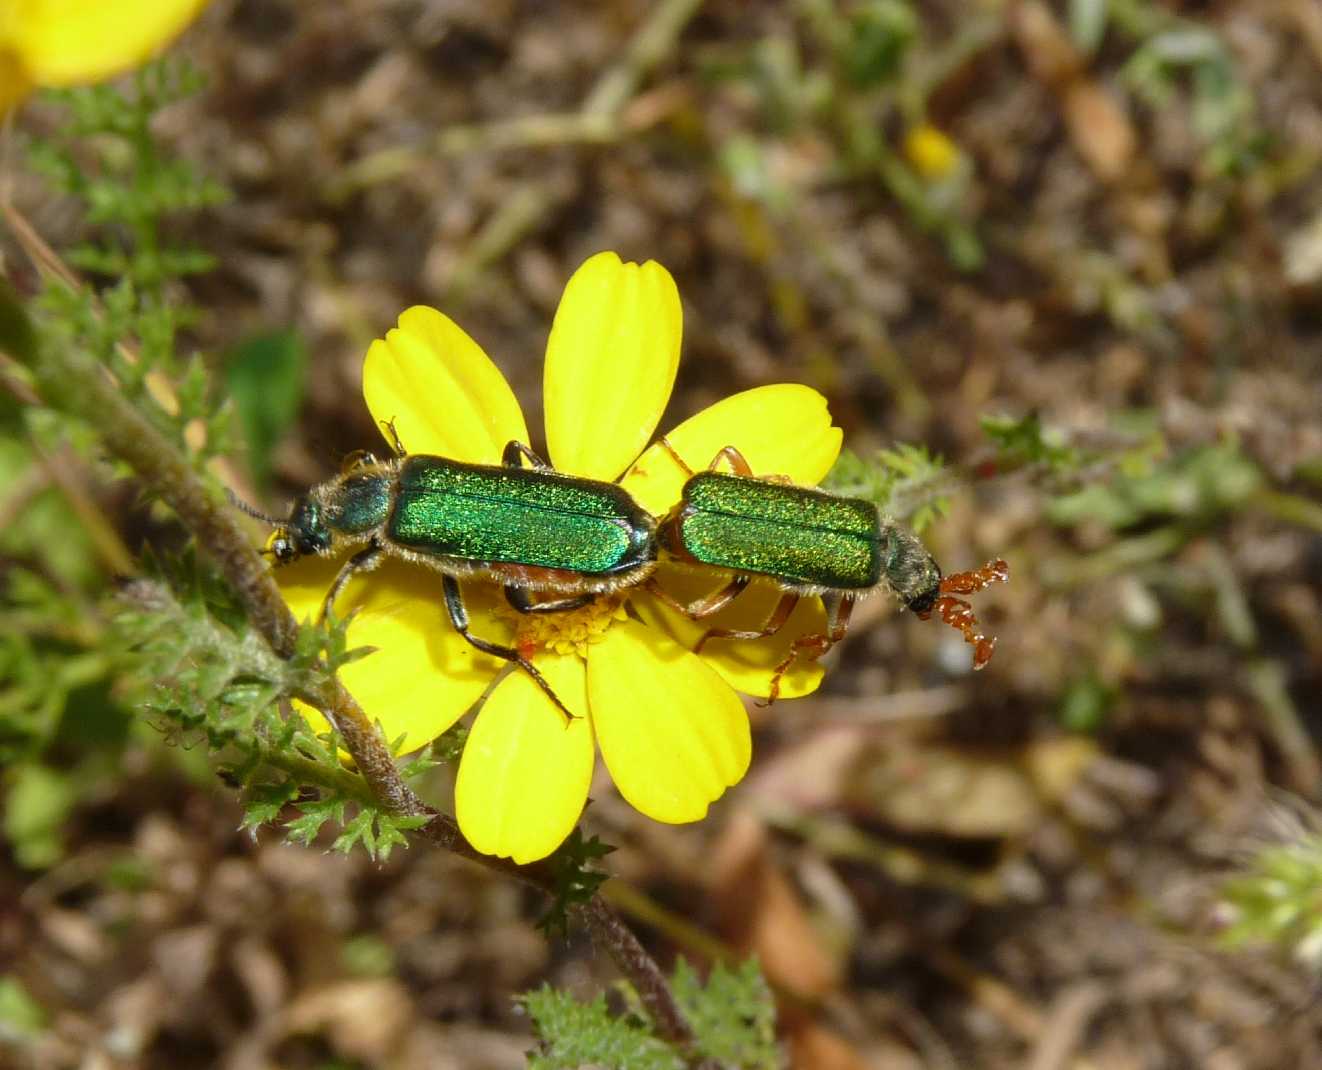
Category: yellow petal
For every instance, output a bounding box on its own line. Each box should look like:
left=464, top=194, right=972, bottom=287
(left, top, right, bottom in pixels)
left=455, top=654, right=594, bottom=863
left=631, top=570, right=828, bottom=700
left=277, top=555, right=508, bottom=753
left=544, top=252, right=681, bottom=480
left=588, top=619, right=750, bottom=823
left=362, top=306, right=529, bottom=464
left=8, top=0, right=209, bottom=87
left=620, top=384, right=843, bottom=516
left=0, top=47, right=33, bottom=111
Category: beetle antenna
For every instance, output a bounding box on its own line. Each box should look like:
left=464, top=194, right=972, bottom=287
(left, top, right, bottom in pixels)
left=226, top=489, right=284, bottom=526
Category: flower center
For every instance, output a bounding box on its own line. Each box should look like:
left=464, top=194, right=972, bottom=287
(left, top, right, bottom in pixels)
left=506, top=594, right=630, bottom=660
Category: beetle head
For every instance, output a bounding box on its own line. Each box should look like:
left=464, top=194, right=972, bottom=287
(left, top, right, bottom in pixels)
left=271, top=495, right=332, bottom=564
left=880, top=524, right=942, bottom=614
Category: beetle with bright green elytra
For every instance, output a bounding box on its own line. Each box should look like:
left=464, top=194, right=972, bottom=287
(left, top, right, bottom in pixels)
left=233, top=436, right=657, bottom=716
left=648, top=442, right=1009, bottom=703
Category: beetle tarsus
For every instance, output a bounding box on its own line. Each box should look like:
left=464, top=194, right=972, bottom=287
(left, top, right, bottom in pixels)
left=380, top=417, right=407, bottom=457
left=501, top=440, right=552, bottom=470
left=694, top=589, right=798, bottom=655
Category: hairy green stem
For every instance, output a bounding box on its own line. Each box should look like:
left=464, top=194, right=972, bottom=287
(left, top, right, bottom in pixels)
left=241, top=733, right=378, bottom=805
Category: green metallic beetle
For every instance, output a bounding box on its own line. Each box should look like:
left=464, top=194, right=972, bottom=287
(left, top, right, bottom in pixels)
left=648, top=442, right=1007, bottom=702
left=236, top=438, right=657, bottom=715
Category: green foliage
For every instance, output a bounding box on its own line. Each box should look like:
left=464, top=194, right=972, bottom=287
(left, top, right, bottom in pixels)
left=112, top=568, right=430, bottom=862
left=0, top=976, right=48, bottom=1043
left=522, top=959, right=782, bottom=1070
left=0, top=569, right=111, bottom=766
left=283, top=794, right=348, bottom=846
left=701, top=0, right=984, bottom=269
left=0, top=365, right=122, bottom=866
left=0, top=281, right=38, bottom=364
left=422, top=724, right=468, bottom=767
left=114, top=570, right=285, bottom=747
left=1220, top=830, right=1322, bottom=971
left=671, top=960, right=781, bottom=1070
left=27, top=59, right=231, bottom=465
left=331, top=807, right=430, bottom=862
left=522, top=986, right=685, bottom=1070
left=981, top=412, right=1082, bottom=476
left=1121, top=26, right=1266, bottom=177
left=843, top=1, right=917, bottom=88
left=539, top=827, right=616, bottom=937
left=1057, top=673, right=1115, bottom=734
left=1047, top=441, right=1260, bottom=530
left=226, top=330, right=308, bottom=488
left=3, top=762, right=79, bottom=869
left=1068, top=0, right=1110, bottom=55
left=341, top=934, right=397, bottom=978
left=1103, top=0, right=1266, bottom=177
left=823, top=443, right=948, bottom=531
left=1, top=68, right=254, bottom=870
left=32, top=63, right=227, bottom=288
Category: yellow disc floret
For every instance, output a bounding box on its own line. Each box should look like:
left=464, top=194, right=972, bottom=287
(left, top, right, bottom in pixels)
left=506, top=595, right=631, bottom=660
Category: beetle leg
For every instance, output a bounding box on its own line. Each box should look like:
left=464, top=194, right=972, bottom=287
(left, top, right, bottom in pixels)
left=380, top=418, right=407, bottom=457
left=339, top=449, right=380, bottom=474
left=761, top=594, right=855, bottom=706
left=443, top=576, right=576, bottom=718
left=657, top=436, right=696, bottom=476
left=643, top=574, right=749, bottom=623
left=320, top=540, right=385, bottom=622
left=505, top=586, right=596, bottom=614
left=501, top=440, right=552, bottom=469
left=704, top=446, right=754, bottom=476
left=695, top=590, right=799, bottom=655
left=704, top=445, right=792, bottom=483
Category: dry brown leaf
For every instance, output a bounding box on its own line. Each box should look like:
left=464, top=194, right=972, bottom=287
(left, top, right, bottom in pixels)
left=281, top=978, right=414, bottom=1062
left=1010, top=0, right=1081, bottom=85
left=1063, top=82, right=1137, bottom=185
left=742, top=723, right=870, bottom=811
left=786, top=1019, right=874, bottom=1070
left=846, top=737, right=1099, bottom=839
left=1010, top=0, right=1137, bottom=184
left=709, top=809, right=841, bottom=1000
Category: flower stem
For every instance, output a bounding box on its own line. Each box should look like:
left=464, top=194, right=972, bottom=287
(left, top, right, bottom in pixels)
left=581, top=896, right=698, bottom=1049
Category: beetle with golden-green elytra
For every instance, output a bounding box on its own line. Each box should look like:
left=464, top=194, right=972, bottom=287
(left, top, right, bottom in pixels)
left=234, top=438, right=658, bottom=716
left=645, top=442, right=1008, bottom=702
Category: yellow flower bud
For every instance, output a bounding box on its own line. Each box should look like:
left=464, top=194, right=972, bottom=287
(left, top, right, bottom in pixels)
left=903, top=122, right=962, bottom=181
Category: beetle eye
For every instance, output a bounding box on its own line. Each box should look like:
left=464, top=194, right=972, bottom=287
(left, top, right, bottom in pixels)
left=271, top=536, right=296, bottom=564
left=905, top=590, right=938, bottom=616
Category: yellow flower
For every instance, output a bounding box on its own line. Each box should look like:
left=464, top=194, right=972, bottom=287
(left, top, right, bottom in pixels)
left=902, top=122, right=962, bottom=182
left=278, top=252, right=843, bottom=863
left=0, top=0, right=208, bottom=112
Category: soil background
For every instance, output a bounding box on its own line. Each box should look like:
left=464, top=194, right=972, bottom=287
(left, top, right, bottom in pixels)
left=4, top=2, right=1322, bottom=1068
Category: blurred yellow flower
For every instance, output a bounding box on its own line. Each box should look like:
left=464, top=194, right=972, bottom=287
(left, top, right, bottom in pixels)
left=279, top=252, right=842, bottom=863
left=0, top=0, right=208, bottom=112
left=903, top=122, right=962, bottom=182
